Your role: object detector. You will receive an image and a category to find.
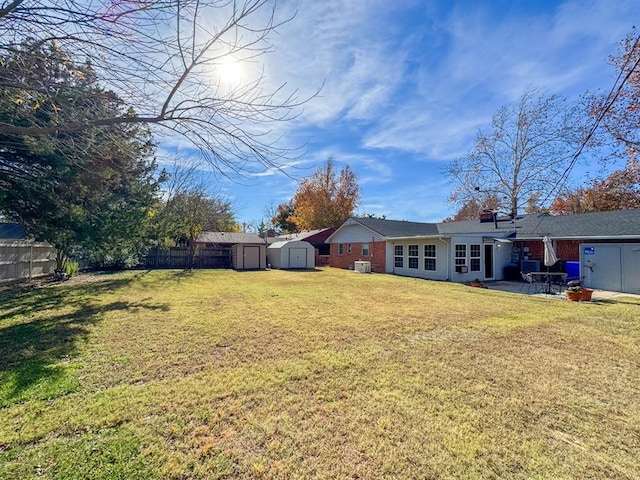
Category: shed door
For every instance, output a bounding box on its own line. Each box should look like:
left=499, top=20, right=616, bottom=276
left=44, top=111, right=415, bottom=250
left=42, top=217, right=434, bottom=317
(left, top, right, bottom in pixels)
left=243, top=246, right=260, bottom=269
left=289, top=248, right=307, bottom=268
left=581, top=244, right=622, bottom=291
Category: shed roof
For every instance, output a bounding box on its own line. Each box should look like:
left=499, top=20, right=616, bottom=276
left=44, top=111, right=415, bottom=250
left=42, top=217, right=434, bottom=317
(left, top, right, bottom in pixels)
left=268, top=239, right=313, bottom=249
left=196, top=232, right=264, bottom=244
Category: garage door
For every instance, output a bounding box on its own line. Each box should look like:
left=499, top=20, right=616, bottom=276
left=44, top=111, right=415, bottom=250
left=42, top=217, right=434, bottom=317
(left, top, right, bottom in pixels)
left=289, top=248, right=307, bottom=268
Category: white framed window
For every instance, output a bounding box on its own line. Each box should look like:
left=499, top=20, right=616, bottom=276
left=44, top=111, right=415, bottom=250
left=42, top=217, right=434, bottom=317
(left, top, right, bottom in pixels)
left=394, top=245, right=403, bottom=268
left=424, top=244, right=436, bottom=271
left=470, top=244, right=481, bottom=272
left=362, top=243, right=369, bottom=256
left=338, top=244, right=343, bottom=255
left=455, top=244, right=466, bottom=267
left=408, top=244, right=419, bottom=269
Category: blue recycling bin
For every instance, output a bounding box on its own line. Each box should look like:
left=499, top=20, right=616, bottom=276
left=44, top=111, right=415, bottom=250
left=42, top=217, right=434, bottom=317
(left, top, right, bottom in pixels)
left=565, top=261, right=580, bottom=283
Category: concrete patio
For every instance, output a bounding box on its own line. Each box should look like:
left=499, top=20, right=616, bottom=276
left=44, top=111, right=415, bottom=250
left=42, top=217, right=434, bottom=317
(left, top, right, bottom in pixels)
left=483, top=280, right=640, bottom=301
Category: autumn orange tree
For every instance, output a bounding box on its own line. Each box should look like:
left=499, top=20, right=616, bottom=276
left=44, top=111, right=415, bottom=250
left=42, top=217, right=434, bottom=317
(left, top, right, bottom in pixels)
left=286, top=159, right=360, bottom=230
left=551, top=158, right=640, bottom=214
left=271, top=201, right=298, bottom=233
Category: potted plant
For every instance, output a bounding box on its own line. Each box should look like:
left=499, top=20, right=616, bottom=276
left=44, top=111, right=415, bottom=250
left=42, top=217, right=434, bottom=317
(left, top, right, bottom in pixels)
left=580, top=287, right=594, bottom=301
left=470, top=278, right=482, bottom=287
left=566, top=285, right=583, bottom=301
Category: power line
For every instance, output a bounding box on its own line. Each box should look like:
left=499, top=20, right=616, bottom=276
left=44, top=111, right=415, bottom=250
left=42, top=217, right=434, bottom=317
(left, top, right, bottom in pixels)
left=542, top=32, right=640, bottom=208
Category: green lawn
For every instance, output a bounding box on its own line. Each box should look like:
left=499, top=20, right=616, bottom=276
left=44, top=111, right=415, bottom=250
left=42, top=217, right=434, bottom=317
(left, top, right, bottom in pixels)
left=1, top=268, right=639, bottom=479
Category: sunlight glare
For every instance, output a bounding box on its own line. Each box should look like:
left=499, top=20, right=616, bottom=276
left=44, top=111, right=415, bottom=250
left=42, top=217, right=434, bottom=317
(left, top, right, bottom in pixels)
left=217, top=55, right=243, bottom=86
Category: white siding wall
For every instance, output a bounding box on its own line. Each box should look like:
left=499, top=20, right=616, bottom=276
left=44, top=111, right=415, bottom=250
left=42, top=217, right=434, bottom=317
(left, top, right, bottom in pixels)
left=329, top=224, right=385, bottom=244
left=448, top=235, right=489, bottom=283
left=388, top=238, right=449, bottom=281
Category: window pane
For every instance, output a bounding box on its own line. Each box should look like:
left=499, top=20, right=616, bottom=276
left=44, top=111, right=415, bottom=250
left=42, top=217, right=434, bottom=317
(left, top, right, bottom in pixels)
left=395, top=257, right=403, bottom=268
left=470, top=259, right=481, bottom=271
left=424, top=244, right=435, bottom=257
left=362, top=243, right=369, bottom=256
left=394, top=245, right=403, bottom=256
left=408, top=244, right=418, bottom=256
left=424, top=258, right=436, bottom=271
left=455, top=244, right=466, bottom=266
left=409, top=257, right=418, bottom=269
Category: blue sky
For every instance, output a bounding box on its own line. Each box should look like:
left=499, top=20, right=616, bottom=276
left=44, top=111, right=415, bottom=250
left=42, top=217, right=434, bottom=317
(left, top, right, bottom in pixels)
left=168, top=0, right=638, bottom=228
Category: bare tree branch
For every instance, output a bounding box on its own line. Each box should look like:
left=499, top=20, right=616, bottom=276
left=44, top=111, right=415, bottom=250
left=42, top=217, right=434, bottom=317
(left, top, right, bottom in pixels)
left=0, top=0, right=317, bottom=175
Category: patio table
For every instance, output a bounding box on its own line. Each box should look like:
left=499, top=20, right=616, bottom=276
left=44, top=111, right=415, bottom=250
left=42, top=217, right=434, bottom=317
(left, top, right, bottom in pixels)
left=530, top=272, right=567, bottom=294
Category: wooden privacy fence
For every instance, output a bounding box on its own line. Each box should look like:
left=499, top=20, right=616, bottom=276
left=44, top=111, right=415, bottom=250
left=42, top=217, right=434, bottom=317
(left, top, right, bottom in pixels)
left=0, top=241, right=57, bottom=284
left=143, top=247, right=231, bottom=269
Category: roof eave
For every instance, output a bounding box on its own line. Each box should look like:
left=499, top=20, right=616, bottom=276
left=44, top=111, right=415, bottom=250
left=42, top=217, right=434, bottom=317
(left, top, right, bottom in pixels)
left=515, top=234, right=640, bottom=241
left=387, top=234, right=449, bottom=241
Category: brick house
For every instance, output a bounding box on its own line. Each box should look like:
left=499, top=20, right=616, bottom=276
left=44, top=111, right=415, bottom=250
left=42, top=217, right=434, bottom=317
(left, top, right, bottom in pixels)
left=326, top=209, right=640, bottom=294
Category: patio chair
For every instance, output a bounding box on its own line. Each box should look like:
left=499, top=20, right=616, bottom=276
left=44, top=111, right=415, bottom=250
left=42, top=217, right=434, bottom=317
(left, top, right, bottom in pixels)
left=520, top=271, right=540, bottom=294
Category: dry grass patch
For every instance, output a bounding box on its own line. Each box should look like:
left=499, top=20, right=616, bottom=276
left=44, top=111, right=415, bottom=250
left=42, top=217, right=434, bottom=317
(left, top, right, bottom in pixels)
left=1, top=268, right=639, bottom=479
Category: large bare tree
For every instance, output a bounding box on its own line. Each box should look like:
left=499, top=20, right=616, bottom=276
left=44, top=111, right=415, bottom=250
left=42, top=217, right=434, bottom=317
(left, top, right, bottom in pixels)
left=0, top=0, right=313, bottom=174
left=588, top=29, right=640, bottom=159
left=447, top=87, right=587, bottom=217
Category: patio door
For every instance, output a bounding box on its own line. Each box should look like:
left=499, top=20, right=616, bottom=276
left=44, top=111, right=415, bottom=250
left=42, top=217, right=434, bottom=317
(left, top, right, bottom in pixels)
left=484, top=244, right=494, bottom=280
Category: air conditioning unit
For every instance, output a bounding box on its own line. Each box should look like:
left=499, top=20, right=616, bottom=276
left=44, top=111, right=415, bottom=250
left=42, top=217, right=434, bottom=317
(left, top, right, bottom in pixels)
left=520, top=260, right=540, bottom=274
left=455, top=265, right=468, bottom=273
left=354, top=261, right=371, bottom=273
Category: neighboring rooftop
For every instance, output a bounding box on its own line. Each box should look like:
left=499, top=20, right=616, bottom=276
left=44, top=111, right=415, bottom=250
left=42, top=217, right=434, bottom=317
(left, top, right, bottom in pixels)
left=276, top=228, right=335, bottom=243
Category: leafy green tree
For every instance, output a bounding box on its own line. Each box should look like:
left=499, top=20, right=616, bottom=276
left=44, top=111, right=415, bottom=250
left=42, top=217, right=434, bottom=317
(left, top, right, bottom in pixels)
left=0, top=40, right=160, bottom=268
left=159, top=191, right=237, bottom=269
left=0, top=1, right=314, bottom=175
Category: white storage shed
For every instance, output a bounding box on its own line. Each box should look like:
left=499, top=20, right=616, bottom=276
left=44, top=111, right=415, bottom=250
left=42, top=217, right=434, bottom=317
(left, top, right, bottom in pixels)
left=267, top=240, right=315, bottom=269
left=231, top=243, right=266, bottom=270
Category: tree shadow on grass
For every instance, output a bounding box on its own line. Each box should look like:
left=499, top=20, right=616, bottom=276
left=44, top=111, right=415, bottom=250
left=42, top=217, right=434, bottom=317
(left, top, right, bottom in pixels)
left=0, top=273, right=146, bottom=323
left=0, top=275, right=169, bottom=406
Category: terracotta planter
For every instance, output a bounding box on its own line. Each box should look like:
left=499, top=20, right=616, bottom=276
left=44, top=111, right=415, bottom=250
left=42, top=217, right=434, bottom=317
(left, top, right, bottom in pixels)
left=566, top=290, right=582, bottom=302
left=580, top=288, right=594, bottom=301
left=470, top=281, right=482, bottom=287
